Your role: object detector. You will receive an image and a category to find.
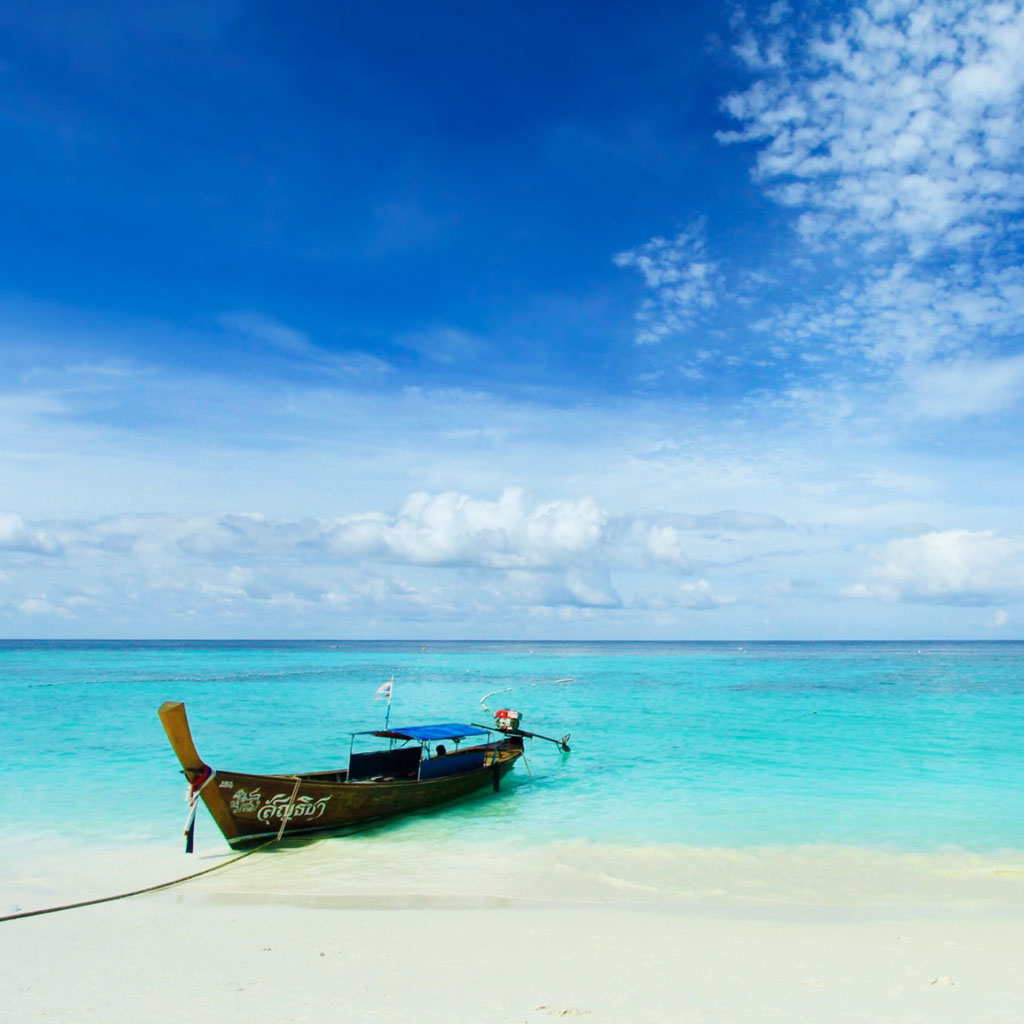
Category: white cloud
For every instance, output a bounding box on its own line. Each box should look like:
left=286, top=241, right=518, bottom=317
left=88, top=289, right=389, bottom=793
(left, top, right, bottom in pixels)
left=675, top=579, right=726, bottom=610
left=641, top=524, right=693, bottom=570
left=633, top=577, right=732, bottom=612
left=18, top=596, right=68, bottom=617
left=217, top=312, right=310, bottom=354
left=754, top=260, right=1024, bottom=371
left=0, top=492, right=803, bottom=633
left=328, top=489, right=606, bottom=569
left=4, top=290, right=1024, bottom=638
left=564, top=570, right=621, bottom=608
left=612, top=2, right=1024, bottom=427
left=898, top=352, right=1024, bottom=418
left=3, top=476, right=1022, bottom=635
left=720, top=0, right=1024, bottom=258
left=614, top=221, right=722, bottom=344
left=845, top=528, right=1024, bottom=604
left=684, top=0, right=1024, bottom=424
left=396, top=326, right=489, bottom=365
left=0, top=514, right=61, bottom=555
left=219, top=312, right=392, bottom=379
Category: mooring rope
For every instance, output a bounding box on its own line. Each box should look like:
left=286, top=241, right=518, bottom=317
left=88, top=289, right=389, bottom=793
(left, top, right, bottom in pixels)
left=275, top=776, right=303, bottom=842
left=183, top=767, right=217, bottom=855
left=0, top=838, right=277, bottom=924
left=0, top=810, right=430, bottom=925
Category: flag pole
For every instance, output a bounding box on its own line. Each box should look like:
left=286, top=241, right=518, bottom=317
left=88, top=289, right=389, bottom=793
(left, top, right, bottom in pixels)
left=373, top=676, right=395, bottom=729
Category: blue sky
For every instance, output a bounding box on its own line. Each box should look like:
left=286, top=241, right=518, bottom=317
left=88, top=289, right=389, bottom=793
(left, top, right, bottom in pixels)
left=2, top=0, right=1023, bottom=639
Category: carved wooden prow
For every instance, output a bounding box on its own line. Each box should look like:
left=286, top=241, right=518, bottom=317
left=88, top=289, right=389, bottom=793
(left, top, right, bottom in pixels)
left=158, top=701, right=206, bottom=778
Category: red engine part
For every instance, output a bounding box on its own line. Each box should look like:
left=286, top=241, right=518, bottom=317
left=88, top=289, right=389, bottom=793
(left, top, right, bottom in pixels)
left=494, top=708, right=522, bottom=731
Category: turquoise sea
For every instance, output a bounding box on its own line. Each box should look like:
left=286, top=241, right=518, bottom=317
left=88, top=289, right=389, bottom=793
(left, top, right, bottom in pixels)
left=3, top=640, right=1024, bottom=910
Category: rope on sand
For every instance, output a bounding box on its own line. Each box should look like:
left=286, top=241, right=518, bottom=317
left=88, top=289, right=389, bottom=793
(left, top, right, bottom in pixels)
left=0, top=839, right=277, bottom=924
left=0, top=812, right=415, bottom=924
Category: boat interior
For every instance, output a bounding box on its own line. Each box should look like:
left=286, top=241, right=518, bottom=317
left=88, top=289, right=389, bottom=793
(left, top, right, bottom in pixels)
left=290, top=741, right=497, bottom=785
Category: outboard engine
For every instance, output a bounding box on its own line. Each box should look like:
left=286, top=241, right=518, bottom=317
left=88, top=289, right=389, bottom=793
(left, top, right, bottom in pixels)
left=494, top=708, right=522, bottom=732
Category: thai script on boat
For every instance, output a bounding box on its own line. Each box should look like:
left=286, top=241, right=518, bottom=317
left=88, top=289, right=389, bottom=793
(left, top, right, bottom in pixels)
left=230, top=788, right=262, bottom=814
left=256, top=792, right=331, bottom=823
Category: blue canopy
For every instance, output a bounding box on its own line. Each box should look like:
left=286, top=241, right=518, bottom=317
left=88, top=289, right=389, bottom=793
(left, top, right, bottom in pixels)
left=370, top=723, right=489, bottom=742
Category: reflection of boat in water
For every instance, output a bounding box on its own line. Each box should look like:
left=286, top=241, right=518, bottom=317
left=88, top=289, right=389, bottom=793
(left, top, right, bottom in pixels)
left=159, top=702, right=566, bottom=851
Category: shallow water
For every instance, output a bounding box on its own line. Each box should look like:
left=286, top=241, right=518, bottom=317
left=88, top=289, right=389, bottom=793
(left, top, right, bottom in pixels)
left=3, top=640, right=1023, bottom=909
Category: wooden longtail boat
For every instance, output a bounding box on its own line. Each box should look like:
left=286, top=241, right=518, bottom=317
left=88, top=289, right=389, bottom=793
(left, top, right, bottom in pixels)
left=159, top=701, right=537, bottom=850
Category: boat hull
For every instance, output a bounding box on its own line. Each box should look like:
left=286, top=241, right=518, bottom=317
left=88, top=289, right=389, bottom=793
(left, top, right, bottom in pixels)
left=206, top=751, right=521, bottom=848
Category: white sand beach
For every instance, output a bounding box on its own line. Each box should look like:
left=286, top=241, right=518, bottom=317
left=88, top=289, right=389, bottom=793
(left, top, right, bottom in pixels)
left=4, top=840, right=1024, bottom=1023
left=7, top=899, right=1024, bottom=1024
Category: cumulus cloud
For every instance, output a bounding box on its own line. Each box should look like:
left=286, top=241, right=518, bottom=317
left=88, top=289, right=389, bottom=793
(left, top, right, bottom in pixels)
left=6, top=490, right=1020, bottom=634
left=0, top=491, right=802, bottom=631
left=328, top=488, right=606, bottom=569
left=614, top=221, right=722, bottom=345
left=640, top=524, right=694, bottom=570
left=11, top=491, right=610, bottom=575
left=845, top=528, right=1024, bottom=604
left=0, top=513, right=61, bottom=555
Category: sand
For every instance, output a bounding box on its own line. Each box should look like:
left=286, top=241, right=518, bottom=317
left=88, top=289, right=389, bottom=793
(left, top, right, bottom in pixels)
left=6, top=899, right=1024, bottom=1023
left=4, top=841, right=1024, bottom=1022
